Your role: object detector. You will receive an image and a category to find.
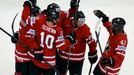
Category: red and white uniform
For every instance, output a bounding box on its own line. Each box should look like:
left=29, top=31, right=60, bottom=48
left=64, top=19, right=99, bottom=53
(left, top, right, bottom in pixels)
left=15, top=4, right=34, bottom=63
left=60, top=18, right=97, bottom=62
left=26, top=14, right=72, bottom=69
left=98, top=22, right=128, bottom=75
left=41, top=8, right=77, bottom=28
left=58, top=7, right=78, bottom=27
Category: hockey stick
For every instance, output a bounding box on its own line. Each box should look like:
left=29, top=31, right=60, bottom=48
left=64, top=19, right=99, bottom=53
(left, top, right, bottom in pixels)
left=95, top=18, right=103, bottom=54
left=88, top=17, right=102, bottom=75
left=65, top=47, right=71, bottom=74
left=88, top=63, right=93, bottom=75
left=0, top=27, right=35, bottom=52
left=65, top=44, right=74, bottom=75
left=0, top=27, right=32, bottom=52
left=95, top=22, right=109, bottom=75
left=0, top=27, right=60, bottom=75
left=11, top=13, right=18, bottom=34
left=94, top=17, right=109, bottom=75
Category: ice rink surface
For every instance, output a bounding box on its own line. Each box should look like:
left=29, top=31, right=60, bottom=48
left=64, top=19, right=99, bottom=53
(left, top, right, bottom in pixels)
left=0, top=0, right=134, bottom=75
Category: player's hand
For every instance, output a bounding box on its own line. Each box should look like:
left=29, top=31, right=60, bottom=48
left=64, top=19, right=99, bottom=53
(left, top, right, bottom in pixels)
left=93, top=10, right=106, bottom=18
left=88, top=50, right=98, bottom=64
left=93, top=10, right=109, bottom=23
left=70, top=0, right=80, bottom=8
left=100, top=57, right=115, bottom=66
left=29, top=0, right=37, bottom=6
left=11, top=32, right=19, bottom=44
left=66, top=32, right=76, bottom=45
left=23, top=0, right=36, bottom=8
left=34, top=48, right=44, bottom=62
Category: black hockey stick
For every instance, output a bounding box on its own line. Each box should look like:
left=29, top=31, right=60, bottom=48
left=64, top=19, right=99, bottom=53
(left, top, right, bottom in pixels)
left=11, top=13, right=18, bottom=34
left=88, top=63, right=93, bottom=75
left=0, top=27, right=60, bottom=75
left=88, top=18, right=102, bottom=75
left=0, top=27, right=13, bottom=38
left=94, top=17, right=103, bottom=54
left=95, top=31, right=103, bottom=55
left=0, top=27, right=33, bottom=52
left=94, top=18, right=108, bottom=75
left=95, top=26, right=109, bottom=75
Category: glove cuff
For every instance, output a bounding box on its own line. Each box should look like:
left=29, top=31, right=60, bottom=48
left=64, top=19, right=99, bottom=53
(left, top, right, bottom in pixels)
left=88, top=50, right=98, bottom=64
left=88, top=50, right=97, bottom=60
left=34, top=47, right=43, bottom=54
left=88, top=50, right=97, bottom=57
left=102, top=15, right=109, bottom=23
left=34, top=50, right=43, bottom=54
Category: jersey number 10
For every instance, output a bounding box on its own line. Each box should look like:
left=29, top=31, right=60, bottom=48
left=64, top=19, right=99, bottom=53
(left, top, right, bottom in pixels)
left=40, top=32, right=55, bottom=49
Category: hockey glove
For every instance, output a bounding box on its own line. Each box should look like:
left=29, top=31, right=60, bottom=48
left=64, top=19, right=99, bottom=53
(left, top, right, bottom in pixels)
left=70, top=0, right=80, bottom=8
left=88, top=50, right=98, bottom=64
left=34, top=47, right=44, bottom=62
left=29, top=0, right=37, bottom=6
left=66, top=32, right=76, bottom=45
left=93, top=10, right=109, bottom=23
left=100, top=57, right=115, bottom=66
left=23, top=0, right=36, bottom=9
left=11, top=32, right=19, bottom=43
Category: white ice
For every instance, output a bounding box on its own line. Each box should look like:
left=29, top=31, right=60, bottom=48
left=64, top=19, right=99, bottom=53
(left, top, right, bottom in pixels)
left=0, top=0, right=134, bottom=75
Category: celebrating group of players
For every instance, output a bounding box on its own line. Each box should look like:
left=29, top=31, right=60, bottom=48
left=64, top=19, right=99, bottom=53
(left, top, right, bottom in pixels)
left=11, top=0, right=128, bottom=75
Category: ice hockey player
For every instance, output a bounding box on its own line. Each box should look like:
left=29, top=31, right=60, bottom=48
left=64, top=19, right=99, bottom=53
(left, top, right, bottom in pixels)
left=41, top=0, right=80, bottom=28
left=11, top=0, right=40, bottom=75
left=56, top=11, right=98, bottom=75
left=24, top=6, right=76, bottom=75
left=93, top=10, right=128, bottom=75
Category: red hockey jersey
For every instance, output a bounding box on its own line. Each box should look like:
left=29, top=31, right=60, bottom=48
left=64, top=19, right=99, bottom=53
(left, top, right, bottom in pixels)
left=26, top=15, right=72, bottom=69
left=60, top=18, right=97, bottom=62
left=15, top=4, right=32, bottom=63
left=98, top=22, right=128, bottom=75
left=41, top=7, right=77, bottom=28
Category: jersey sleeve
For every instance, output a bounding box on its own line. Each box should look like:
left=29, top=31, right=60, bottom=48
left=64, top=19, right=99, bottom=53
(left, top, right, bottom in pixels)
left=83, top=25, right=97, bottom=54
left=21, top=5, right=31, bottom=24
left=24, top=18, right=39, bottom=50
left=68, top=7, right=78, bottom=18
left=103, top=22, right=113, bottom=35
left=55, top=28, right=71, bottom=50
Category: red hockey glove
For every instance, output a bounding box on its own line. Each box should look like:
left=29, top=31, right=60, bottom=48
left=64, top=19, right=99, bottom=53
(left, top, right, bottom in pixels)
left=88, top=50, right=98, bottom=64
